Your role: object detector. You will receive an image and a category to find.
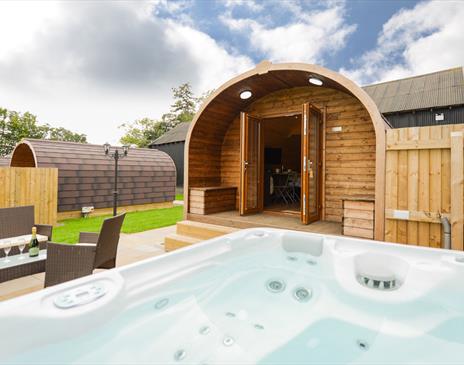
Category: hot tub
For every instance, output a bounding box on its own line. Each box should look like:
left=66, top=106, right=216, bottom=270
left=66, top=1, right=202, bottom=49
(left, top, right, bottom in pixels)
left=1, top=228, right=464, bottom=364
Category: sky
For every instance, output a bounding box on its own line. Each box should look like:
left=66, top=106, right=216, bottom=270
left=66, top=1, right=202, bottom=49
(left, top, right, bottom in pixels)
left=0, top=0, right=463, bottom=144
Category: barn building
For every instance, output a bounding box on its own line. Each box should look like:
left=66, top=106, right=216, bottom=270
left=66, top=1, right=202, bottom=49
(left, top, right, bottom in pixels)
left=364, top=67, right=464, bottom=128
left=150, top=122, right=190, bottom=187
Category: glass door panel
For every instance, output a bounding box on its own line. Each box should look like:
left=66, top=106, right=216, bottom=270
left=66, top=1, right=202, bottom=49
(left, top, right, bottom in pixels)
left=240, top=112, right=263, bottom=215
left=301, top=103, right=322, bottom=224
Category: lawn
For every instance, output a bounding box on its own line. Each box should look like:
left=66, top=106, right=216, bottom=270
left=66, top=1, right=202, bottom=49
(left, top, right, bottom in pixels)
left=53, top=206, right=183, bottom=244
left=175, top=194, right=184, bottom=200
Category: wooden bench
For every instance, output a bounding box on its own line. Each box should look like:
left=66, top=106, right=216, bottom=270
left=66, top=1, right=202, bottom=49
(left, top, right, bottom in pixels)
left=189, top=186, right=237, bottom=215
left=342, top=197, right=375, bottom=239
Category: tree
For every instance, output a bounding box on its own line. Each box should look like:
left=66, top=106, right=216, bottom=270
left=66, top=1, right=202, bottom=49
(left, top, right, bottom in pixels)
left=196, top=89, right=215, bottom=109
left=44, top=125, right=87, bottom=143
left=170, top=83, right=196, bottom=126
left=119, top=118, right=168, bottom=148
left=0, top=107, right=87, bottom=156
left=119, top=82, right=201, bottom=147
left=119, top=83, right=216, bottom=147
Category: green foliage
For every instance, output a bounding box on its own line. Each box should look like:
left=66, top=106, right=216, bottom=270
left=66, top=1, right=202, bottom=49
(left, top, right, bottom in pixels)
left=169, top=83, right=196, bottom=125
left=120, top=117, right=168, bottom=148
left=196, top=89, right=215, bottom=109
left=119, top=83, right=215, bottom=148
left=0, top=107, right=87, bottom=156
left=53, top=206, right=183, bottom=244
left=45, top=125, right=87, bottom=143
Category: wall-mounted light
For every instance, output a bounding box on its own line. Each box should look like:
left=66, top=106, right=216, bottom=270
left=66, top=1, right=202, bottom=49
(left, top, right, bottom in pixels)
left=309, top=77, right=323, bottom=86
left=240, top=90, right=253, bottom=99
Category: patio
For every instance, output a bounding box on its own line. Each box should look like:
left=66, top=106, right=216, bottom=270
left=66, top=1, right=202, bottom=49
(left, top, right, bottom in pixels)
left=0, top=225, right=175, bottom=301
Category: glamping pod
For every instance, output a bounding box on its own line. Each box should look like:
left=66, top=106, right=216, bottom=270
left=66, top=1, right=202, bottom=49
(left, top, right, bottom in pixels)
left=184, top=61, right=389, bottom=240
left=10, top=139, right=176, bottom=216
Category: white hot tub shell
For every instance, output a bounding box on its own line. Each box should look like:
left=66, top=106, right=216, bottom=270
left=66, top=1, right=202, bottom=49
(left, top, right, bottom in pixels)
left=1, top=228, right=464, bottom=364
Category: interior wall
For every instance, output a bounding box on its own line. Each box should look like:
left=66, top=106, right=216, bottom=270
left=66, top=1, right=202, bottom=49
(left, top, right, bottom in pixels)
left=263, top=116, right=301, bottom=171
left=220, top=86, right=376, bottom=222
left=10, top=144, right=36, bottom=167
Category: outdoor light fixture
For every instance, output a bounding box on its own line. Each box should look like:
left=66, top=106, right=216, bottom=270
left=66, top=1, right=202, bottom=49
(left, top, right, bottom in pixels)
left=309, top=77, right=323, bottom=86
left=103, top=142, right=111, bottom=155
left=122, top=145, right=129, bottom=156
left=240, top=90, right=253, bottom=99
left=103, top=143, right=130, bottom=216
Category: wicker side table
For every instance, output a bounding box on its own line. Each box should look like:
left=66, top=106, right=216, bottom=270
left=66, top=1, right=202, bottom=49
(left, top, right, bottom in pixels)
left=0, top=250, right=46, bottom=283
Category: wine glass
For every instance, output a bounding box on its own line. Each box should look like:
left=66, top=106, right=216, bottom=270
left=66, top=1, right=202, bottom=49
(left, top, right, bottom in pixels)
left=18, top=238, right=26, bottom=260
left=3, top=245, right=11, bottom=263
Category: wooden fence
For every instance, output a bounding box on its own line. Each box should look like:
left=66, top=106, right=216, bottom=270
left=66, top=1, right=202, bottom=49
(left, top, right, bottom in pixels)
left=0, top=167, right=58, bottom=225
left=385, top=124, right=464, bottom=250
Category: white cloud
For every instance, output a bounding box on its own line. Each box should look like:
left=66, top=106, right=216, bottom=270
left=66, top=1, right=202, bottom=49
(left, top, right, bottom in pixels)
left=223, top=0, right=264, bottom=12
left=0, top=1, right=253, bottom=144
left=340, top=0, right=464, bottom=85
left=220, top=3, right=356, bottom=64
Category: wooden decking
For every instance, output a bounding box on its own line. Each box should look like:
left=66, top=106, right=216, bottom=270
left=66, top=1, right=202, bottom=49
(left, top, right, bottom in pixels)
left=187, top=210, right=341, bottom=235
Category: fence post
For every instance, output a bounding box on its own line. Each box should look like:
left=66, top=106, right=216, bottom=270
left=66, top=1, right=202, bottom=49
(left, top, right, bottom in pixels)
left=450, top=131, right=464, bottom=250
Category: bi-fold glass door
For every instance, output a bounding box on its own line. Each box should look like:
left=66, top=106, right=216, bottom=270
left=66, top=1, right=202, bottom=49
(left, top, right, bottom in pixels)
left=301, top=103, right=322, bottom=224
left=239, top=112, right=263, bottom=215
left=239, top=105, right=322, bottom=224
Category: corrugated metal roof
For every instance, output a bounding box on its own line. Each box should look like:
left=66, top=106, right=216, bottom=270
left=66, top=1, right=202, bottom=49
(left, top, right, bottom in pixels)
left=362, top=67, right=464, bottom=113
left=150, top=122, right=191, bottom=146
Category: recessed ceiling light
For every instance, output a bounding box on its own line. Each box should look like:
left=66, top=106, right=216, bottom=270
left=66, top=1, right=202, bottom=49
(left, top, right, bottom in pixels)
left=240, top=90, right=252, bottom=99
left=309, top=77, right=323, bottom=86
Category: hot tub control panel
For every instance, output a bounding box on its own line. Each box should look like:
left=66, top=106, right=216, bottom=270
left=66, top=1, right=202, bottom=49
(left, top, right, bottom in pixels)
left=54, top=282, right=107, bottom=309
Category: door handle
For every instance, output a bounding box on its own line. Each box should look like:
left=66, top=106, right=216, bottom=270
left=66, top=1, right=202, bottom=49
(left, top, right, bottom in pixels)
left=308, top=160, right=314, bottom=178
left=244, top=161, right=249, bottom=170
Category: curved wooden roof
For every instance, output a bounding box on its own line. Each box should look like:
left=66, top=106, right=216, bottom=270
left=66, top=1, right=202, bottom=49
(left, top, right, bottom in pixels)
left=186, top=61, right=388, bottom=148
left=10, top=139, right=176, bottom=212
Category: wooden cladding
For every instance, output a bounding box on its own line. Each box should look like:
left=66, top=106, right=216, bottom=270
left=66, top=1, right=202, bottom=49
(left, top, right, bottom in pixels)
left=220, top=86, right=376, bottom=223
left=0, top=167, right=58, bottom=225
left=385, top=125, right=464, bottom=250
left=342, top=198, right=375, bottom=239
left=189, top=187, right=237, bottom=215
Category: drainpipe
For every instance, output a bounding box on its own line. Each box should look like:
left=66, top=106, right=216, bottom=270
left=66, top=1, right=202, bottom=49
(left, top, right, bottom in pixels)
left=441, top=217, right=451, bottom=250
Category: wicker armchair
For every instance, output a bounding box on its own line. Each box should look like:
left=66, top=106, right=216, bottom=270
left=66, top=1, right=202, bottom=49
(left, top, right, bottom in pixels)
left=0, top=205, right=53, bottom=257
left=44, top=213, right=126, bottom=287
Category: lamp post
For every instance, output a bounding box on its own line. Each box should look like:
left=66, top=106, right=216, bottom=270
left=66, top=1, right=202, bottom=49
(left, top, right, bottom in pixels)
left=103, top=143, right=129, bottom=216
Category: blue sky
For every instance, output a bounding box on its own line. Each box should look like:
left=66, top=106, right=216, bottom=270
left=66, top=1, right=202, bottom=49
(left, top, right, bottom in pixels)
left=174, top=0, right=422, bottom=72
left=329, top=0, right=421, bottom=70
left=0, top=0, right=462, bottom=143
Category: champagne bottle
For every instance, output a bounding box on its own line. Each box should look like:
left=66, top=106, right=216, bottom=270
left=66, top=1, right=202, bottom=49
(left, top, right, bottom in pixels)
left=29, top=226, right=39, bottom=257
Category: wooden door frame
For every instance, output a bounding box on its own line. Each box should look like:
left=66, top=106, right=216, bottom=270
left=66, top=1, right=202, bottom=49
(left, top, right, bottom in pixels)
left=260, top=113, right=303, bottom=217
left=239, top=112, right=264, bottom=215
left=301, top=103, right=323, bottom=224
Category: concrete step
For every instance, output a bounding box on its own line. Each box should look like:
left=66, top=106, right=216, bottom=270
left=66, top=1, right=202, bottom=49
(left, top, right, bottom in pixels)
left=176, top=220, right=238, bottom=240
left=164, top=234, right=201, bottom=252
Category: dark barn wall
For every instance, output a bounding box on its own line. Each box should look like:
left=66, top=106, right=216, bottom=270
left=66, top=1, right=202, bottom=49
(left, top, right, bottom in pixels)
left=152, top=142, right=185, bottom=187
left=10, top=139, right=176, bottom=212
left=384, top=105, right=464, bottom=128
